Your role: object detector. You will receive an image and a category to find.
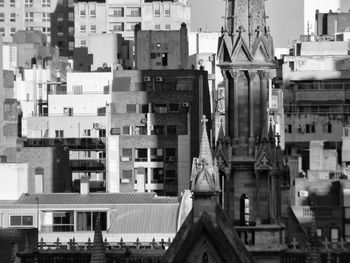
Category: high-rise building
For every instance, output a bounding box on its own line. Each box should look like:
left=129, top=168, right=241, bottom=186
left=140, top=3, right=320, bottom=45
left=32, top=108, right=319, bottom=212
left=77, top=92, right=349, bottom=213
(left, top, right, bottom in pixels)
left=0, top=0, right=59, bottom=43
left=74, top=0, right=191, bottom=48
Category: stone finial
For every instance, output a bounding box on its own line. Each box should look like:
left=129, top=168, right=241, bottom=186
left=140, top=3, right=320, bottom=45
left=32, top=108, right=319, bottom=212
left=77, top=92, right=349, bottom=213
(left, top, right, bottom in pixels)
left=91, top=213, right=106, bottom=263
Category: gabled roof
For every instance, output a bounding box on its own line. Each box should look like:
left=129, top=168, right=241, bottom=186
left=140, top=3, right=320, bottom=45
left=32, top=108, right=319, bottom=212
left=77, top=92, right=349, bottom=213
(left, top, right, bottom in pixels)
left=163, top=205, right=255, bottom=263
left=12, top=193, right=178, bottom=205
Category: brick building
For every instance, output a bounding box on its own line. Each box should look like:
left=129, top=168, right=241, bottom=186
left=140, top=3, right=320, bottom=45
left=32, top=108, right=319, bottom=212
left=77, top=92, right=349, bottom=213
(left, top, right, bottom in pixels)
left=316, top=9, right=350, bottom=36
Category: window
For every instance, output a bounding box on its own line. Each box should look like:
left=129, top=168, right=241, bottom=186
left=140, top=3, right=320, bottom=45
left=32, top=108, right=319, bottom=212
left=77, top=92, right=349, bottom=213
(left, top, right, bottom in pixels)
left=165, top=24, right=171, bottom=30
left=68, top=12, right=74, bottom=21
left=121, top=148, right=132, bottom=161
left=10, top=216, right=33, bottom=227
left=126, top=104, right=136, bottom=113
left=10, top=13, right=16, bottom=22
left=139, top=104, right=149, bottom=113
left=42, top=0, right=50, bottom=7
left=162, top=53, right=168, bottom=66
left=285, top=124, right=292, bottom=133
left=330, top=228, right=339, bottom=242
left=10, top=0, right=15, bottom=7
left=122, top=126, right=130, bottom=135
left=165, top=148, right=176, bottom=161
left=153, top=104, right=167, bottom=113
left=316, top=227, right=323, bottom=238
left=151, top=53, right=157, bottom=59
left=0, top=28, right=4, bottom=36
left=289, top=61, right=295, bottom=71
left=167, top=125, right=177, bottom=135
left=76, top=212, right=107, bottom=231
left=151, top=168, right=163, bottom=183
left=168, top=104, right=179, bottom=112
left=90, top=9, right=96, bottom=18
left=135, top=126, right=147, bottom=135
left=154, top=4, right=160, bottom=17
left=121, top=170, right=132, bottom=183
left=155, top=24, right=161, bottom=30
left=152, top=125, right=165, bottom=135
left=306, top=124, right=315, bottom=133
left=345, top=224, right=350, bottom=242
left=55, top=130, right=64, bottom=138
left=25, top=0, right=33, bottom=7
left=323, top=123, right=332, bottom=133
left=48, top=212, right=74, bottom=232
left=99, top=129, right=106, bottom=138
left=112, top=23, right=124, bottom=32
left=0, top=13, right=4, bottom=22
left=63, top=107, right=73, bottom=116
left=25, top=12, right=33, bottom=22
left=97, top=107, right=106, bottom=116
left=42, top=13, right=50, bottom=22
left=68, top=41, right=74, bottom=51
left=150, top=148, right=163, bottom=162
left=165, top=170, right=176, bottom=183
left=126, top=7, right=140, bottom=17
left=125, top=22, right=138, bottom=31
left=73, top=85, right=83, bottom=94
left=0, top=0, right=3, bottom=7
left=83, top=129, right=91, bottom=137
left=80, top=25, right=86, bottom=33
left=135, top=148, right=147, bottom=162
left=80, top=39, right=87, bottom=47
left=164, top=5, right=170, bottom=17
left=68, top=0, right=74, bottom=8
left=90, top=25, right=96, bottom=33
left=79, top=6, right=86, bottom=17
left=10, top=27, right=16, bottom=36
left=111, top=8, right=123, bottom=17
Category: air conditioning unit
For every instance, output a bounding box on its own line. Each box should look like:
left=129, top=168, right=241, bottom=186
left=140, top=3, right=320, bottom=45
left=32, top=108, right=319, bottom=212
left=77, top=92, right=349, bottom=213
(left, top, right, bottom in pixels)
left=298, top=191, right=309, bottom=197
left=144, top=76, right=151, bottom=82
left=182, top=102, right=189, bottom=107
left=120, top=157, right=131, bottom=162
left=155, top=76, right=163, bottom=82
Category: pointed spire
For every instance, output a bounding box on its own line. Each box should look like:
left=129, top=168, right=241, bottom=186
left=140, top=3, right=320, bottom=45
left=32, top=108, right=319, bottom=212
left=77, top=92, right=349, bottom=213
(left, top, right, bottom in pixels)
left=217, top=119, right=225, bottom=142
left=199, top=115, right=213, bottom=165
left=90, top=213, right=106, bottom=263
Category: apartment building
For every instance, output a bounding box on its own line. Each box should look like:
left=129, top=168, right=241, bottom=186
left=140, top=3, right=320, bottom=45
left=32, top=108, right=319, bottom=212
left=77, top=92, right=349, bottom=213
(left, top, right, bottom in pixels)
left=283, top=40, right=350, bottom=170
left=106, top=69, right=211, bottom=196
left=74, top=0, right=190, bottom=47
left=0, top=0, right=59, bottom=43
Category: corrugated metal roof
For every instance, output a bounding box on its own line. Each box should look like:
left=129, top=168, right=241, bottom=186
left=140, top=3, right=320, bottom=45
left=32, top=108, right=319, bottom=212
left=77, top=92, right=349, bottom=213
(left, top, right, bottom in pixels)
left=109, top=205, right=178, bottom=234
left=13, top=193, right=179, bottom=205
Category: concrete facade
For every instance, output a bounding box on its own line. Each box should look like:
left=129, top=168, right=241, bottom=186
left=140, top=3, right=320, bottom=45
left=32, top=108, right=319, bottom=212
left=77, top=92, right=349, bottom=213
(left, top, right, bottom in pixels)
left=106, top=69, right=211, bottom=196
left=316, top=9, right=350, bottom=36
left=0, top=163, right=28, bottom=200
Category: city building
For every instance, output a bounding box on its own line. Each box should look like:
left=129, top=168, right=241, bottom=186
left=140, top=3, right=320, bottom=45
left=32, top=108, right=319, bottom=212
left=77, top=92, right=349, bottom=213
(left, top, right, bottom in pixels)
left=50, top=0, right=75, bottom=57
left=316, top=9, right=350, bottom=37
left=74, top=0, right=191, bottom=47
left=0, top=0, right=59, bottom=43
left=25, top=71, right=113, bottom=192
left=282, top=40, right=350, bottom=170
left=135, top=23, right=188, bottom=70
left=0, top=188, right=185, bottom=244
left=106, top=68, right=211, bottom=196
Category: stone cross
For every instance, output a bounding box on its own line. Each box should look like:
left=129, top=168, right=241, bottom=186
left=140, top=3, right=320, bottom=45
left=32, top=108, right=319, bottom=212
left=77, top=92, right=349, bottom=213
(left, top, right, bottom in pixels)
left=85, top=237, right=92, bottom=250
left=322, top=237, right=331, bottom=250
left=291, top=237, right=299, bottom=250
left=38, top=237, right=46, bottom=251
left=338, top=238, right=346, bottom=250
left=236, top=25, right=245, bottom=34
left=118, top=238, right=124, bottom=248
left=160, top=239, right=165, bottom=249
left=134, top=238, right=141, bottom=250
left=68, top=238, right=77, bottom=250
left=201, top=115, right=208, bottom=128
left=260, top=155, right=269, bottom=167
left=150, top=238, right=157, bottom=249
left=54, top=237, right=61, bottom=250
left=255, top=26, right=261, bottom=37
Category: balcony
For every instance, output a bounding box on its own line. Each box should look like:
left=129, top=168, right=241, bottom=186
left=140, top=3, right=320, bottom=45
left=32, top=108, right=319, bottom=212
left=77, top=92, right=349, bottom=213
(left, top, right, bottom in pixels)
left=41, top=224, right=74, bottom=232
left=292, top=206, right=343, bottom=219
left=69, top=159, right=105, bottom=171
left=308, top=170, right=347, bottom=180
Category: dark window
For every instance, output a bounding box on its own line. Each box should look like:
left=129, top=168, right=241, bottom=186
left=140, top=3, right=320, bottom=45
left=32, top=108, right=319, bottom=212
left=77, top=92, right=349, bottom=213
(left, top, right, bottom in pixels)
left=122, top=148, right=132, bottom=158
left=285, top=124, right=292, bottom=133
left=135, top=148, right=147, bottom=161
left=135, top=126, right=147, bottom=135
left=165, top=148, right=176, bottom=161
left=122, top=126, right=130, bottom=135
left=169, top=103, right=179, bottom=112
left=162, top=53, right=168, bottom=66
left=150, top=148, right=163, bottom=161
left=77, top=212, right=107, bottom=231
left=126, top=104, right=136, bottom=113
left=97, top=107, right=106, bottom=116
left=165, top=170, right=176, bottom=183
left=139, top=104, right=148, bottom=113
left=316, top=227, right=323, bottom=238
left=152, top=168, right=163, bottom=183
left=122, top=170, right=132, bottom=179
left=323, top=123, right=332, bottom=133
left=151, top=53, right=156, bottom=59
left=306, top=124, right=315, bottom=133
left=99, top=129, right=106, bottom=137
left=152, top=125, right=165, bottom=135
left=167, top=125, right=177, bottom=135
left=289, top=61, right=295, bottom=71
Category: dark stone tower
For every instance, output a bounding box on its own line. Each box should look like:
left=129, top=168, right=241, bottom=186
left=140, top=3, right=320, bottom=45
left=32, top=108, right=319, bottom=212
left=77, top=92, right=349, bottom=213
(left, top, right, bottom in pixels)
left=216, top=0, right=279, bottom=224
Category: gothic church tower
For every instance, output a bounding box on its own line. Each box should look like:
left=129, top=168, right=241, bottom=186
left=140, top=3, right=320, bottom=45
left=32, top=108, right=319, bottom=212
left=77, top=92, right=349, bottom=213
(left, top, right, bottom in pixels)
left=216, top=0, right=279, bottom=224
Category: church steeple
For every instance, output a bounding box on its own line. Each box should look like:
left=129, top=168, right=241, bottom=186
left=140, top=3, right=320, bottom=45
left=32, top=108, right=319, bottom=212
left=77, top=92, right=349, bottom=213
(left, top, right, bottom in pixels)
left=226, top=0, right=267, bottom=48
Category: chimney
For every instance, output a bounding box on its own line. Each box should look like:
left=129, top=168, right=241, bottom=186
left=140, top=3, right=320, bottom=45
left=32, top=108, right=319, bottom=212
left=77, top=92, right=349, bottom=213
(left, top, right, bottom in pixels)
left=80, top=175, right=90, bottom=195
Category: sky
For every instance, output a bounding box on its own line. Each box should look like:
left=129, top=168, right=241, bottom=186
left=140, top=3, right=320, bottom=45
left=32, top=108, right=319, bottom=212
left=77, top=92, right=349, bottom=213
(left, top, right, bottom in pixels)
left=189, top=0, right=350, bottom=48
